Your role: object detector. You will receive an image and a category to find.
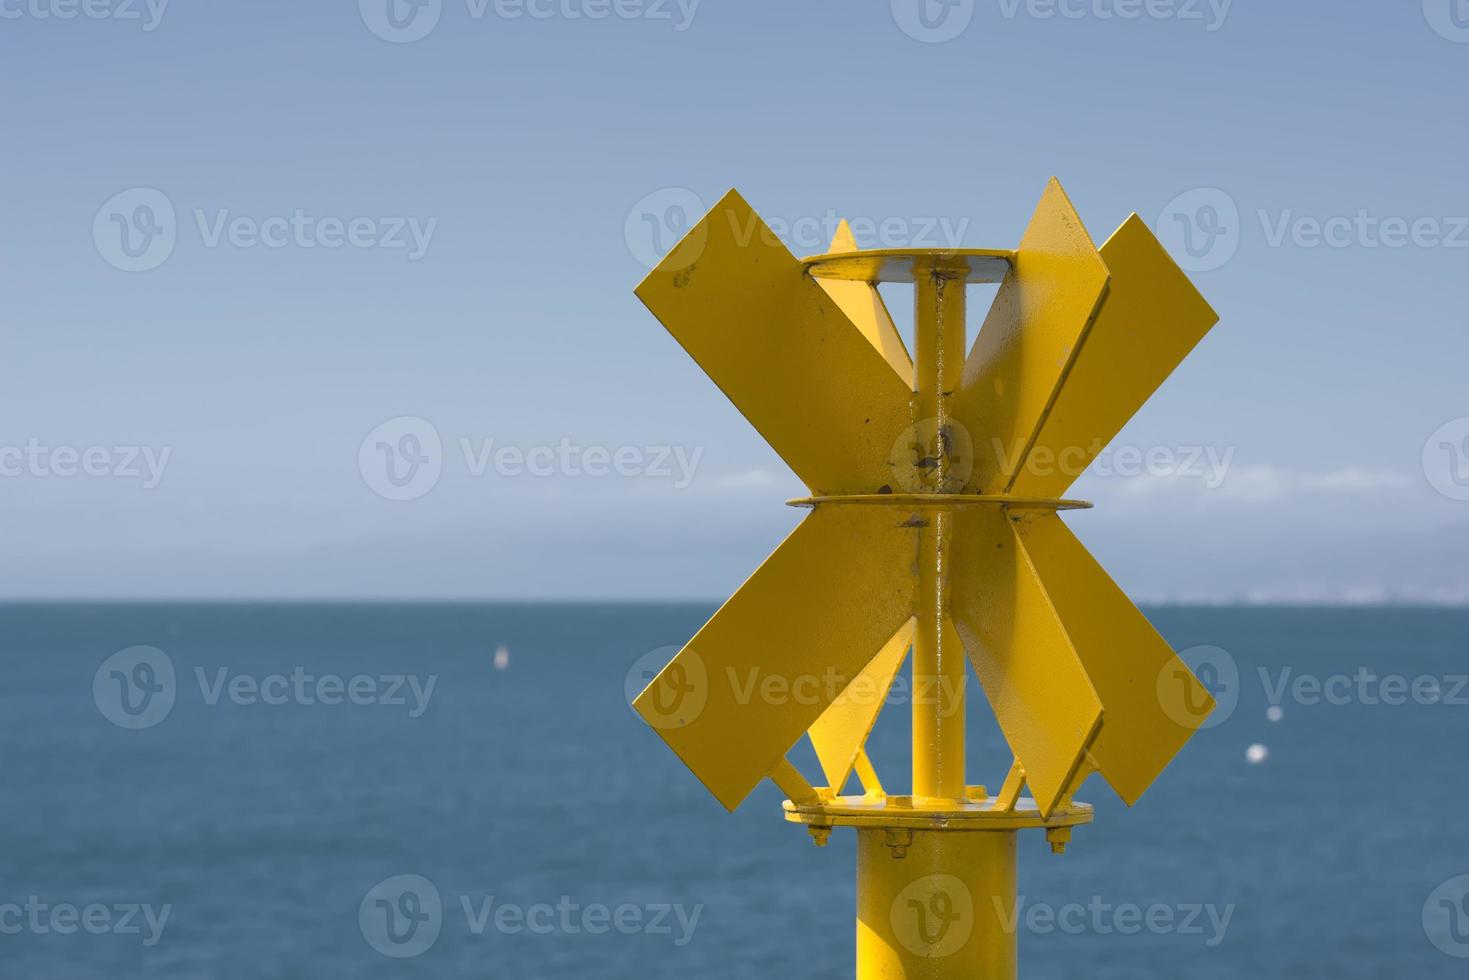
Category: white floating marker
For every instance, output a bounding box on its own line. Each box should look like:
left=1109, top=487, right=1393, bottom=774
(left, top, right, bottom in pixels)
left=494, top=645, right=511, bottom=671
left=1246, top=743, right=1268, bottom=765
left=1266, top=705, right=1283, bottom=723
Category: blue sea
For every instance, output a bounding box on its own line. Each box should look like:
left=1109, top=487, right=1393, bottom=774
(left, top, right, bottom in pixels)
left=1, top=603, right=1466, bottom=978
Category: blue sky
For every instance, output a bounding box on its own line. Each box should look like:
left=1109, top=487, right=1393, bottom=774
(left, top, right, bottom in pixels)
left=1, top=1, right=1466, bottom=601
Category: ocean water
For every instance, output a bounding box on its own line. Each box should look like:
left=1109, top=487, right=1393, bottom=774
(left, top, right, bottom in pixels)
left=1, top=603, right=1466, bottom=978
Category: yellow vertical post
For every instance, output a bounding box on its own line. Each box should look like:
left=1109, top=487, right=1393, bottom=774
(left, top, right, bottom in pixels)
left=911, top=268, right=967, bottom=802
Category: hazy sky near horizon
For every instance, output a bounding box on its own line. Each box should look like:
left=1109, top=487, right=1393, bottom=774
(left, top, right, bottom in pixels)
left=1, top=1, right=1467, bottom=601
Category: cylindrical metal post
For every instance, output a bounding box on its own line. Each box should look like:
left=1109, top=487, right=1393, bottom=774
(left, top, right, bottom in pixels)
left=856, top=828, right=1017, bottom=979
left=911, top=270, right=967, bottom=801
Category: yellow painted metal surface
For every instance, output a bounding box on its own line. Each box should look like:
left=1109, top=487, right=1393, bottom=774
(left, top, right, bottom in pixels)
left=633, top=506, right=915, bottom=811
left=636, top=189, right=912, bottom=495
left=816, top=221, right=915, bottom=389
left=952, top=178, right=1111, bottom=493
left=950, top=507, right=1102, bottom=818
left=805, top=248, right=1013, bottom=285
left=856, top=828, right=1017, bottom=979
left=809, top=618, right=915, bottom=794
left=630, top=182, right=1222, bottom=980
left=1014, top=512, right=1214, bottom=804
left=1010, top=214, right=1220, bottom=498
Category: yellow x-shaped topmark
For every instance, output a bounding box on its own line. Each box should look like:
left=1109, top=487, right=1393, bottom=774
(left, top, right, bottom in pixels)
left=633, top=180, right=1220, bottom=816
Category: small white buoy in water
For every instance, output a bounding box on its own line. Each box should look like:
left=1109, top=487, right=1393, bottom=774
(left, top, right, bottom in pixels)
left=1246, top=743, right=1268, bottom=765
left=494, top=645, right=511, bottom=671
left=1266, top=705, right=1284, bottom=723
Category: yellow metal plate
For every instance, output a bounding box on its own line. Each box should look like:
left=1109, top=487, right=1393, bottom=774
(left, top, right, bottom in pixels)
left=950, top=507, right=1102, bottom=818
left=633, top=507, right=916, bottom=811
left=1014, top=513, right=1213, bottom=805
left=814, top=221, right=914, bottom=389
left=636, top=190, right=913, bottom=495
left=952, top=178, right=1111, bottom=493
left=808, top=617, right=915, bottom=793
left=1010, top=215, right=1220, bottom=498
left=803, top=248, right=1013, bottom=285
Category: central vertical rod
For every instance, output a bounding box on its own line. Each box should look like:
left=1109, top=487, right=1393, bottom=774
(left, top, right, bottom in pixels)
left=911, top=268, right=967, bottom=802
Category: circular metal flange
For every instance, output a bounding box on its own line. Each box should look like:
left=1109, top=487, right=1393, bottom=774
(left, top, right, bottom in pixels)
left=802, top=248, right=1014, bottom=284
left=787, top=493, right=1093, bottom=511
left=784, top=793, right=1094, bottom=832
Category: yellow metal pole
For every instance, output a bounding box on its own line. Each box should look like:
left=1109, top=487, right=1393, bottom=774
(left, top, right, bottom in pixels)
left=853, top=268, right=1018, bottom=980
left=911, top=269, right=967, bottom=802
left=857, top=828, right=1017, bottom=979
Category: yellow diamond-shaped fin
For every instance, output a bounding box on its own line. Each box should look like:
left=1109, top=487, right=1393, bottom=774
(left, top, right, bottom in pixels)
left=815, top=220, right=914, bottom=389
left=950, top=507, right=1102, bottom=818
left=636, top=190, right=913, bottom=495
left=1014, top=512, right=1214, bottom=805
left=1010, top=214, right=1220, bottom=498
left=808, top=617, right=915, bottom=792
left=633, top=506, right=916, bottom=811
left=951, top=178, right=1111, bottom=493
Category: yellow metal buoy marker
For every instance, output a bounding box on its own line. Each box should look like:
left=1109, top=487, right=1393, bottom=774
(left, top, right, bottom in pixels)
left=632, top=180, right=1220, bottom=978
